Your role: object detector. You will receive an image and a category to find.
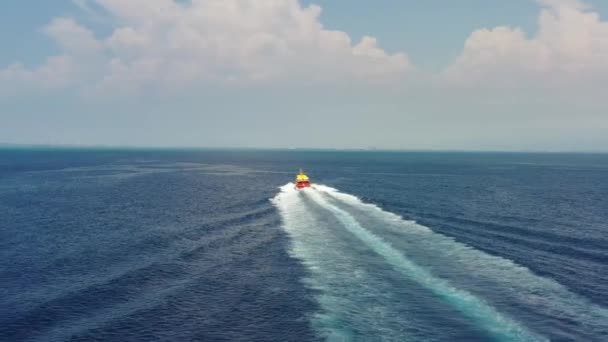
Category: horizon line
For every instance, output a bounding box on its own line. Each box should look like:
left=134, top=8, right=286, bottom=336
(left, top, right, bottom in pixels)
left=1, top=143, right=607, bottom=154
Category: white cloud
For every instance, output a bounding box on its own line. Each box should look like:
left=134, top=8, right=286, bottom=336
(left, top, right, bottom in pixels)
left=1, top=0, right=413, bottom=96
left=0, top=56, right=78, bottom=94
left=0, top=18, right=100, bottom=94
left=43, top=17, right=102, bottom=54
left=4, top=0, right=607, bottom=96
left=443, top=0, right=608, bottom=87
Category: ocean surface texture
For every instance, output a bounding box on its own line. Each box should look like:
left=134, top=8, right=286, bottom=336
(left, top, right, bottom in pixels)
left=1, top=150, right=607, bottom=342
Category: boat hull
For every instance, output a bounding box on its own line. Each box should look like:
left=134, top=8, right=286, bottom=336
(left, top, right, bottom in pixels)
left=295, top=181, right=311, bottom=189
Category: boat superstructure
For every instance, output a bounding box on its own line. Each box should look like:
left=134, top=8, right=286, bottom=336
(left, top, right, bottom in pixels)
left=295, top=169, right=311, bottom=189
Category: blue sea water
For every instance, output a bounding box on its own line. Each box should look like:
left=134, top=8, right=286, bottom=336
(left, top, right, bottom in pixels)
left=1, top=149, right=607, bottom=341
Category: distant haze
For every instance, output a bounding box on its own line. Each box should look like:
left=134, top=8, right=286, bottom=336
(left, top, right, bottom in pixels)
left=1, top=0, right=607, bottom=152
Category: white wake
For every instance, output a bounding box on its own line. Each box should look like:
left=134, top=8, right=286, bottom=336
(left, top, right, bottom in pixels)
left=272, top=184, right=608, bottom=341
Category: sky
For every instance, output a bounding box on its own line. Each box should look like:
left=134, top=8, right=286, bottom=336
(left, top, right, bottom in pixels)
left=1, top=0, right=607, bottom=151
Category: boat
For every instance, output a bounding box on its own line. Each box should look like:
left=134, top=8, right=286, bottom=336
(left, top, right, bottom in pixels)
left=295, top=169, right=311, bottom=189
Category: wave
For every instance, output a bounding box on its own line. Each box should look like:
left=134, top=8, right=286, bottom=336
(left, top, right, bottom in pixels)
left=273, top=184, right=608, bottom=341
left=418, top=212, right=608, bottom=257
left=3, top=201, right=284, bottom=342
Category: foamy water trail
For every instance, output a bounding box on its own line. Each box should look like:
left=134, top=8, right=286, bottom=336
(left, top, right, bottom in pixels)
left=274, top=185, right=545, bottom=341
left=307, top=187, right=546, bottom=342
left=273, top=184, right=608, bottom=341
left=316, top=185, right=608, bottom=339
left=273, top=184, right=413, bottom=340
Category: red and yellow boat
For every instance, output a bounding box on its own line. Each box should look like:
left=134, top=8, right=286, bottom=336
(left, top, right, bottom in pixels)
left=295, top=169, right=311, bottom=189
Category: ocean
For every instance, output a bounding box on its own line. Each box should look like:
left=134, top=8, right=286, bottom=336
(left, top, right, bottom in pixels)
left=1, top=149, right=607, bottom=341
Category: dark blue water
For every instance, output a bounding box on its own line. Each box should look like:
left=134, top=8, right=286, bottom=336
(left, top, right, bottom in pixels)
left=1, top=149, right=607, bottom=341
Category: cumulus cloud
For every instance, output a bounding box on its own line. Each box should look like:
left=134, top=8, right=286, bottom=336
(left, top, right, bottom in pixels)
left=44, top=17, right=102, bottom=54
left=0, top=0, right=413, bottom=95
left=4, top=0, right=607, bottom=95
left=0, top=56, right=78, bottom=95
left=443, top=0, right=608, bottom=87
